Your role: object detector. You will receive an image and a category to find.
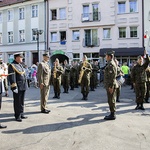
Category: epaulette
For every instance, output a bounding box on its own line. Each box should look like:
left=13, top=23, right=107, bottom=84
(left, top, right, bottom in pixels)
left=10, top=64, right=25, bottom=75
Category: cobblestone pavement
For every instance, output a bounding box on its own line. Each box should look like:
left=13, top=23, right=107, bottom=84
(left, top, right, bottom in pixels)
left=0, top=84, right=150, bottom=150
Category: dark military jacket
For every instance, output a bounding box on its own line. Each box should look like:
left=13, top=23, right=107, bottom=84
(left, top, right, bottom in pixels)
left=104, top=59, right=118, bottom=89
left=63, top=64, right=70, bottom=77
left=132, top=54, right=150, bottom=84
left=8, top=60, right=27, bottom=91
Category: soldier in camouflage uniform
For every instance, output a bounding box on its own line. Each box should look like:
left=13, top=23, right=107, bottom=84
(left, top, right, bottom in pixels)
left=52, top=58, right=64, bottom=99
left=78, top=55, right=92, bottom=100
left=62, top=60, right=70, bottom=93
left=104, top=51, right=118, bottom=120
left=70, top=61, right=76, bottom=90
left=145, top=66, right=150, bottom=103
left=131, top=51, right=150, bottom=110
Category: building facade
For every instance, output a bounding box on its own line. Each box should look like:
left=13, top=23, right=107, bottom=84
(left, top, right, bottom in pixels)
left=0, top=0, right=46, bottom=66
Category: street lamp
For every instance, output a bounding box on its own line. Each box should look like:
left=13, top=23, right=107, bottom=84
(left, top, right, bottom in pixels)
left=33, top=29, right=43, bottom=62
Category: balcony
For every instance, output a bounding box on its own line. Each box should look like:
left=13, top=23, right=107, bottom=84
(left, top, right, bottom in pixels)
left=82, top=38, right=100, bottom=47
left=81, top=12, right=101, bottom=22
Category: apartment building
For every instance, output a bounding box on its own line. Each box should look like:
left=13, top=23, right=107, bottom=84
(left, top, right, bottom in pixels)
left=49, top=0, right=144, bottom=65
left=0, top=0, right=46, bottom=66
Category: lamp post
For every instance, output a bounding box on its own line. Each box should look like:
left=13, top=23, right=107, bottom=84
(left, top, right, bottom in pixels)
left=33, top=29, right=43, bottom=62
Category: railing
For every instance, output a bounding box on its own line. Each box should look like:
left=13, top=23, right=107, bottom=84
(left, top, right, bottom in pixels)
left=81, top=12, right=101, bottom=22
left=82, top=38, right=100, bottom=47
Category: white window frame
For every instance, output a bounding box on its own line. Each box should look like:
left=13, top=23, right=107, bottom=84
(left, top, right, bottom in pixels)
left=0, top=12, right=3, bottom=23
left=19, top=30, right=25, bottom=42
left=0, top=33, right=2, bottom=44
left=72, top=30, right=80, bottom=41
left=32, top=28, right=37, bottom=41
left=119, top=27, right=126, bottom=38
left=8, top=10, right=13, bottom=21
left=19, top=7, right=25, bottom=20
left=8, top=31, right=13, bottom=43
left=118, top=1, right=126, bottom=14
left=130, top=26, right=138, bottom=38
left=103, top=28, right=111, bottom=39
left=51, top=32, right=57, bottom=42
left=59, top=8, right=66, bottom=20
left=32, top=5, right=38, bottom=18
left=129, top=0, right=137, bottom=13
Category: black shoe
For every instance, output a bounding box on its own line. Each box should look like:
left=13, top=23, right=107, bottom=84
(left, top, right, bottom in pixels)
left=57, top=96, right=60, bottom=99
left=53, top=95, right=57, bottom=98
left=0, top=124, right=7, bottom=129
left=16, top=117, right=22, bottom=122
left=104, top=113, right=116, bottom=120
left=135, top=106, right=140, bottom=110
left=41, top=109, right=50, bottom=114
left=81, top=97, right=85, bottom=100
left=84, top=97, right=88, bottom=101
left=139, top=106, right=145, bottom=110
left=21, top=115, right=28, bottom=119
left=116, top=100, right=120, bottom=102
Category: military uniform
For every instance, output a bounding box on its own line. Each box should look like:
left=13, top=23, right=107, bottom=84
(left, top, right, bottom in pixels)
left=62, top=64, right=70, bottom=93
left=145, top=67, right=150, bottom=103
left=8, top=52, right=28, bottom=121
left=104, top=51, right=118, bottom=120
left=78, top=61, right=92, bottom=100
left=37, top=58, right=51, bottom=112
left=90, top=63, right=95, bottom=91
left=52, top=64, right=63, bottom=99
left=131, top=54, right=150, bottom=110
left=70, top=64, right=76, bottom=90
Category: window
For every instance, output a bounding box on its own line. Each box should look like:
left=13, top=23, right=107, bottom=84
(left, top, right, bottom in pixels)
left=60, top=31, right=66, bottom=44
left=82, top=5, right=89, bottom=21
left=0, top=33, right=2, bottom=44
left=84, top=29, right=98, bottom=46
left=32, top=29, right=37, bottom=41
left=51, top=9, right=57, bottom=20
left=72, top=30, right=80, bottom=41
left=59, top=8, right=66, bottom=20
left=19, top=30, right=25, bottom=42
left=130, top=27, right=137, bottom=37
left=8, top=31, right=13, bottom=43
left=129, top=0, right=137, bottom=12
left=73, top=53, right=80, bottom=61
left=51, top=32, right=57, bottom=42
left=119, top=27, right=126, bottom=38
left=32, top=5, right=38, bottom=17
left=19, top=8, right=24, bottom=20
left=103, top=28, right=111, bottom=39
left=8, top=10, right=13, bottom=21
left=92, top=4, right=99, bottom=21
left=0, top=12, right=2, bottom=22
left=118, top=1, right=126, bottom=14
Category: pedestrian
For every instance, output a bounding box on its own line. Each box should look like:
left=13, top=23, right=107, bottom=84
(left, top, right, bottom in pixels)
left=103, top=51, right=118, bottom=120
left=131, top=50, right=150, bottom=110
left=37, top=53, right=51, bottom=114
left=78, top=55, right=92, bottom=100
left=62, top=60, right=70, bottom=93
left=8, top=52, right=28, bottom=122
left=32, top=66, right=38, bottom=88
left=0, top=67, right=7, bottom=128
left=121, top=62, right=130, bottom=85
left=52, top=58, right=63, bottom=99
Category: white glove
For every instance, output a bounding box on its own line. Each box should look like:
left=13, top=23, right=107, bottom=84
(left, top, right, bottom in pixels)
left=13, top=89, right=18, bottom=93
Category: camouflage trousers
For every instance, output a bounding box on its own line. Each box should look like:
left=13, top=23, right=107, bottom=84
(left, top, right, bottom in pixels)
left=135, top=83, right=146, bottom=104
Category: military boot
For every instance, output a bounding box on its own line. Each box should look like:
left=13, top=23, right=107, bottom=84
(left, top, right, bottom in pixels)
left=84, top=93, right=88, bottom=101
left=135, top=103, right=140, bottom=110
left=81, top=93, right=85, bottom=100
left=140, top=103, right=145, bottom=110
left=57, top=93, right=60, bottom=99
left=53, top=93, right=57, bottom=98
left=104, top=112, right=116, bottom=120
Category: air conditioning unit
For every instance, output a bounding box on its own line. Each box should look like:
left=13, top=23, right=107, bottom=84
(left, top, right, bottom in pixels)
left=82, top=17, right=89, bottom=21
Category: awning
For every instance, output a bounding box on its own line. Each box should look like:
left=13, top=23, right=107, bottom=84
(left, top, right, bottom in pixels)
left=99, top=47, right=145, bottom=57
left=50, top=50, right=69, bottom=64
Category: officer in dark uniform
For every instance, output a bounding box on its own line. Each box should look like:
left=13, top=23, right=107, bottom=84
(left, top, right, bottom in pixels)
left=78, top=55, right=92, bottom=100
left=8, top=52, right=28, bottom=122
left=131, top=50, right=150, bottom=110
left=52, top=58, right=64, bottom=99
left=62, top=60, right=70, bottom=93
left=104, top=51, right=118, bottom=120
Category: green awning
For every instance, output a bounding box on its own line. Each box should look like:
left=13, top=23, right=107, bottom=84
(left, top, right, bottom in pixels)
left=52, top=50, right=65, bottom=55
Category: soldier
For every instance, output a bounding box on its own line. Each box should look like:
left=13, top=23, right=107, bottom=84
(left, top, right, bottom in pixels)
left=37, top=53, right=51, bottom=114
left=8, top=52, right=28, bottom=122
left=145, top=66, right=150, bottom=103
left=0, top=66, right=7, bottom=128
left=78, top=55, right=92, bottom=100
left=131, top=50, right=150, bottom=110
left=70, top=61, right=76, bottom=90
left=74, top=61, right=79, bottom=88
left=104, top=51, right=118, bottom=120
left=62, top=60, right=70, bottom=93
left=90, top=60, right=95, bottom=91
left=52, top=58, right=64, bottom=99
